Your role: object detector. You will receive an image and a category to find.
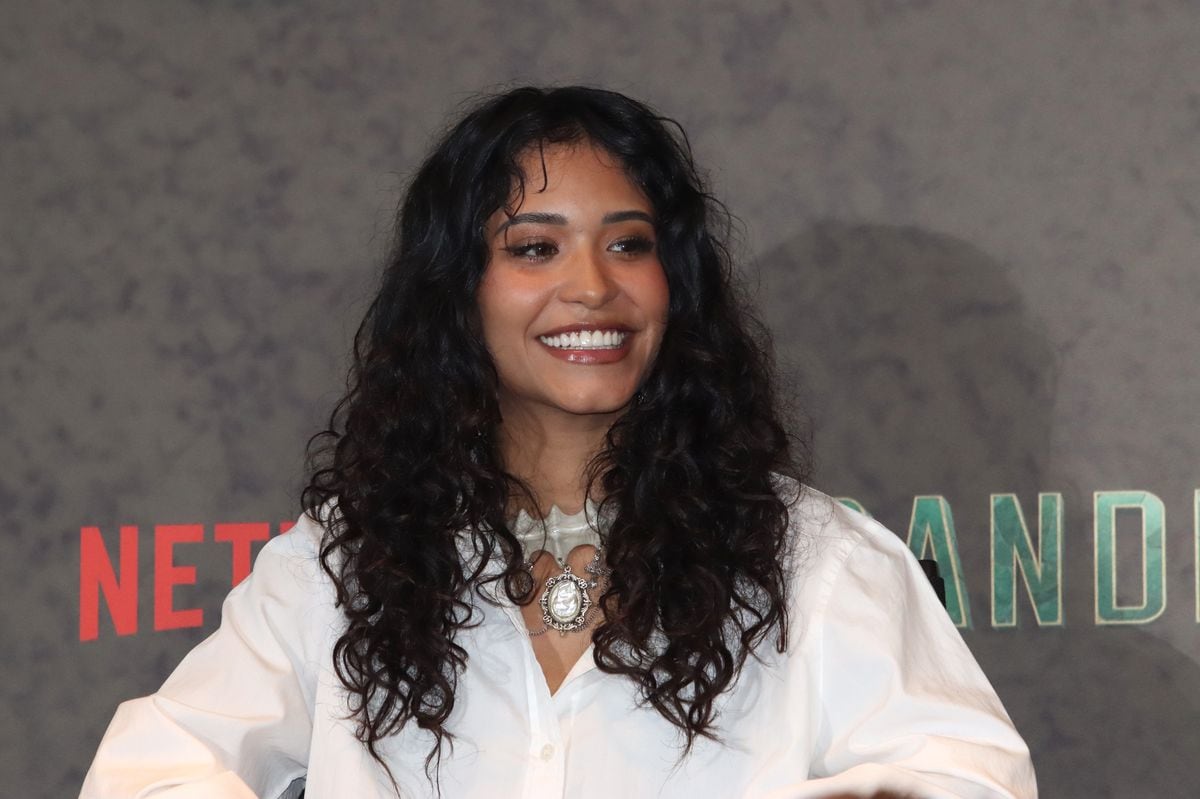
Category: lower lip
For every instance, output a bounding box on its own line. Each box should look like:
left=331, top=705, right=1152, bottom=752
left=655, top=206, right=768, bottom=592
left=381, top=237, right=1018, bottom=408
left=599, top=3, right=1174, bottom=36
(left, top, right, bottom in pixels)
left=538, top=335, right=633, bottom=364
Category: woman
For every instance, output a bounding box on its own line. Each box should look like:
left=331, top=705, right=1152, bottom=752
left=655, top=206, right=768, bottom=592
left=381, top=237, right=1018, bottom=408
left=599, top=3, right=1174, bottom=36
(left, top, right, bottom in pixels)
left=82, top=86, right=1036, bottom=798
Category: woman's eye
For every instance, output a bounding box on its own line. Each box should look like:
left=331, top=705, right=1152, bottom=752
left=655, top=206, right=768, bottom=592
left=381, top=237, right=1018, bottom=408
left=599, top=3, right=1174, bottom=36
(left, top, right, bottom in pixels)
left=610, top=236, right=655, bottom=256
left=504, top=241, right=558, bottom=262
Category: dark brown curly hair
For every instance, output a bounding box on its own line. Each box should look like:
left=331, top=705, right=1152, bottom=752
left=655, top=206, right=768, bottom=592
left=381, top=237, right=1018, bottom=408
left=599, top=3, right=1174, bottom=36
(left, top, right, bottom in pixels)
left=302, top=85, right=805, bottom=788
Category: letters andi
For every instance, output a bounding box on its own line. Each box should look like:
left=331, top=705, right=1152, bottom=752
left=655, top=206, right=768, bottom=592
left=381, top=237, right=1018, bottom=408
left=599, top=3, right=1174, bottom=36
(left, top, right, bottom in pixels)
left=839, top=491, right=1183, bottom=629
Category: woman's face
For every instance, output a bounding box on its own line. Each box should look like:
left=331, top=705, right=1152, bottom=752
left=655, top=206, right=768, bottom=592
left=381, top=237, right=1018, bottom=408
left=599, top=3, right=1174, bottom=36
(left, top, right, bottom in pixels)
left=478, top=142, right=670, bottom=425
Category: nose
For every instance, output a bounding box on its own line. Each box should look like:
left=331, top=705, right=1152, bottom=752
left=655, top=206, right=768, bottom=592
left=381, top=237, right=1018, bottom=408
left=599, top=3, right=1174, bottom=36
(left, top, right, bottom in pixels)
left=559, top=247, right=619, bottom=308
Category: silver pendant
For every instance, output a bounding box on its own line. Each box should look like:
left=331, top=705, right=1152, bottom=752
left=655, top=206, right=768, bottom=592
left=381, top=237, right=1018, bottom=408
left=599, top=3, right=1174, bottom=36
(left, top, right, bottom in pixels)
left=538, top=564, right=594, bottom=633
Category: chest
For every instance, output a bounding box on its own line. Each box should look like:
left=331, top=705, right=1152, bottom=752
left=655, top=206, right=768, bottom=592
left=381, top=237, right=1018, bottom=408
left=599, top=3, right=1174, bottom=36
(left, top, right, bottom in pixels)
left=306, top=598, right=816, bottom=799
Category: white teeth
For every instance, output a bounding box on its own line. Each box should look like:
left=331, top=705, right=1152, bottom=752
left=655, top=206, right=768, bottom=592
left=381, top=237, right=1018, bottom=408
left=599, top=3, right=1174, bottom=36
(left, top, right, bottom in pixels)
left=538, top=330, right=628, bottom=350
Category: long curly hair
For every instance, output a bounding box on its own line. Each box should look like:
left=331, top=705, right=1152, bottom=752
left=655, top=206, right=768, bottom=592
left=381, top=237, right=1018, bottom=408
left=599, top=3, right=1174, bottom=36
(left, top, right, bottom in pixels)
left=302, top=85, right=804, bottom=782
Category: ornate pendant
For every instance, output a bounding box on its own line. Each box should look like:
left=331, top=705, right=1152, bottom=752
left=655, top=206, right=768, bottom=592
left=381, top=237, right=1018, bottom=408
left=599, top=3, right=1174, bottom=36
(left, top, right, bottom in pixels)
left=538, top=564, right=594, bottom=633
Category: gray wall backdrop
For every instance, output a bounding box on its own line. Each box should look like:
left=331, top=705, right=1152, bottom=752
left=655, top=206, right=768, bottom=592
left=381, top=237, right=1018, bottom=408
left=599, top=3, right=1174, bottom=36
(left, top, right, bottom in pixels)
left=3, top=2, right=1198, bottom=797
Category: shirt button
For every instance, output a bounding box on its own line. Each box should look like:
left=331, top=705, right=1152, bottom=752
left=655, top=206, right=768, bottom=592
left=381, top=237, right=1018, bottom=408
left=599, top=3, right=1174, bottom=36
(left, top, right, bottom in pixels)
left=539, top=743, right=555, bottom=761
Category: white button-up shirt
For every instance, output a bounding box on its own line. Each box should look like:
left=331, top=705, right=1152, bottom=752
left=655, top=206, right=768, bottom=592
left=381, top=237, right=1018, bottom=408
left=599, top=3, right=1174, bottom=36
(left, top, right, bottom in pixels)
left=81, top=485, right=1036, bottom=798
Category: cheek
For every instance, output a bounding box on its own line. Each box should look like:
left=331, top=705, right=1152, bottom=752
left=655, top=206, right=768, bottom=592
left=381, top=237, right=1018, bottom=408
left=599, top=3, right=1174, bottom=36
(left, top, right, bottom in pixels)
left=640, top=263, right=671, bottom=325
left=476, top=277, right=514, bottom=354
left=477, top=270, right=543, bottom=351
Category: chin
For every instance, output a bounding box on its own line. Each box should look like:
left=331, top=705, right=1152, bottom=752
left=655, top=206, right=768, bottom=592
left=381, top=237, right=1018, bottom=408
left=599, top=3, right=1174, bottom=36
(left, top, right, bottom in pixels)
left=555, top=392, right=635, bottom=417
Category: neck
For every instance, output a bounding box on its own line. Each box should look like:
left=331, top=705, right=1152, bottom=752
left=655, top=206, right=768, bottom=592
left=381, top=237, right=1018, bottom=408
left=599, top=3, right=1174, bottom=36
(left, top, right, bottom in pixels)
left=497, top=400, right=620, bottom=517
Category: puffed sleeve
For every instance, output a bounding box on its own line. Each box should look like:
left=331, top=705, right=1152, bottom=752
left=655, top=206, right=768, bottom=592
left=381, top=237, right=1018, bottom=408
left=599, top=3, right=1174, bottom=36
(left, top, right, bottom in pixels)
left=80, top=511, right=335, bottom=799
left=799, top=508, right=1037, bottom=799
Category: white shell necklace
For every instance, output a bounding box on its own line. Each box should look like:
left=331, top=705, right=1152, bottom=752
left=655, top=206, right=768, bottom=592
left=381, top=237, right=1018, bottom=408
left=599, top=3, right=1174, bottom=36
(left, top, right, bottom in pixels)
left=512, top=500, right=612, bottom=636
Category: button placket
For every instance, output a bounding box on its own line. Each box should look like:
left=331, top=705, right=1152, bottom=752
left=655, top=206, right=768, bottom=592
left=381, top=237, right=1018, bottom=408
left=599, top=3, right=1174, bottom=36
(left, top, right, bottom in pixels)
left=524, top=737, right=566, bottom=798
left=514, top=603, right=568, bottom=798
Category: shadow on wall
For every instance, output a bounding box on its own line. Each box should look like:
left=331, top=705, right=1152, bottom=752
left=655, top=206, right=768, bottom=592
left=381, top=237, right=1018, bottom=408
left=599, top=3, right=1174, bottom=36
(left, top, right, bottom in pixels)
left=756, top=222, right=1200, bottom=799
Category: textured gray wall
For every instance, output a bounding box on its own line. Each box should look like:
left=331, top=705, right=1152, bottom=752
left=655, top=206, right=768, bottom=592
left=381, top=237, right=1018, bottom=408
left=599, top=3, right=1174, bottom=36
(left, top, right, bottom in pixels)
left=3, top=2, right=1198, bottom=797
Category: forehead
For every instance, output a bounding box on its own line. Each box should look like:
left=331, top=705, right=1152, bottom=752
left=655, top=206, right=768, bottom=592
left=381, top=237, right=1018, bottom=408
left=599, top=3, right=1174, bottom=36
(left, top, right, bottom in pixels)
left=504, top=141, right=650, bottom=212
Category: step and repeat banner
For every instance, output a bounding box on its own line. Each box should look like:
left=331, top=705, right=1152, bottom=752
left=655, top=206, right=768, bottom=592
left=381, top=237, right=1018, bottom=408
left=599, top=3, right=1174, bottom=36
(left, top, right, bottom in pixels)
left=4, top=3, right=1198, bottom=797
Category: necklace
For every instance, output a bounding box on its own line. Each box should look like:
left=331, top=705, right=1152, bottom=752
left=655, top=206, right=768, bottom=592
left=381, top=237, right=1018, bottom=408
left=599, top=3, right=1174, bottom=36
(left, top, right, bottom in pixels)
left=512, top=501, right=612, bottom=637
left=525, top=547, right=611, bottom=637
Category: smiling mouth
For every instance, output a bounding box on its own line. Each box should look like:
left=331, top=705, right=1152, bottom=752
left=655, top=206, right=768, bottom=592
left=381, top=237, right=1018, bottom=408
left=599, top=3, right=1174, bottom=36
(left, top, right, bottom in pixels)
left=538, top=330, right=629, bottom=350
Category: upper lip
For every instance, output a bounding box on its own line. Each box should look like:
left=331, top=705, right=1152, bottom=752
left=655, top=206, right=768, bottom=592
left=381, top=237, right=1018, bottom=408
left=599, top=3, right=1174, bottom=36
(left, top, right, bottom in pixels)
left=536, top=322, right=633, bottom=337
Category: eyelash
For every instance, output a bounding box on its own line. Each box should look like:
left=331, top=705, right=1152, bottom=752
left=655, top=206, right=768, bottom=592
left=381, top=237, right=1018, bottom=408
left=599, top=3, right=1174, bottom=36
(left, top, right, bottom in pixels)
left=503, top=236, right=656, bottom=263
left=504, top=241, right=558, bottom=262
left=611, top=235, right=655, bottom=256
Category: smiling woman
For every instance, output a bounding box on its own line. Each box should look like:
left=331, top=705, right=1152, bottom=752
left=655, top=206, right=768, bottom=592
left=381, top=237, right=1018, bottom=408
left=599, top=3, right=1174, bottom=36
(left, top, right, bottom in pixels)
left=81, top=87, right=1037, bottom=798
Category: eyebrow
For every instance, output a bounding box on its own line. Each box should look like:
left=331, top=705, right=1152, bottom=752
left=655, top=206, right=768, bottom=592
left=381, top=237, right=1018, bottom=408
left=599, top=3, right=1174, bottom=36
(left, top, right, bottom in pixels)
left=493, top=209, right=654, bottom=237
